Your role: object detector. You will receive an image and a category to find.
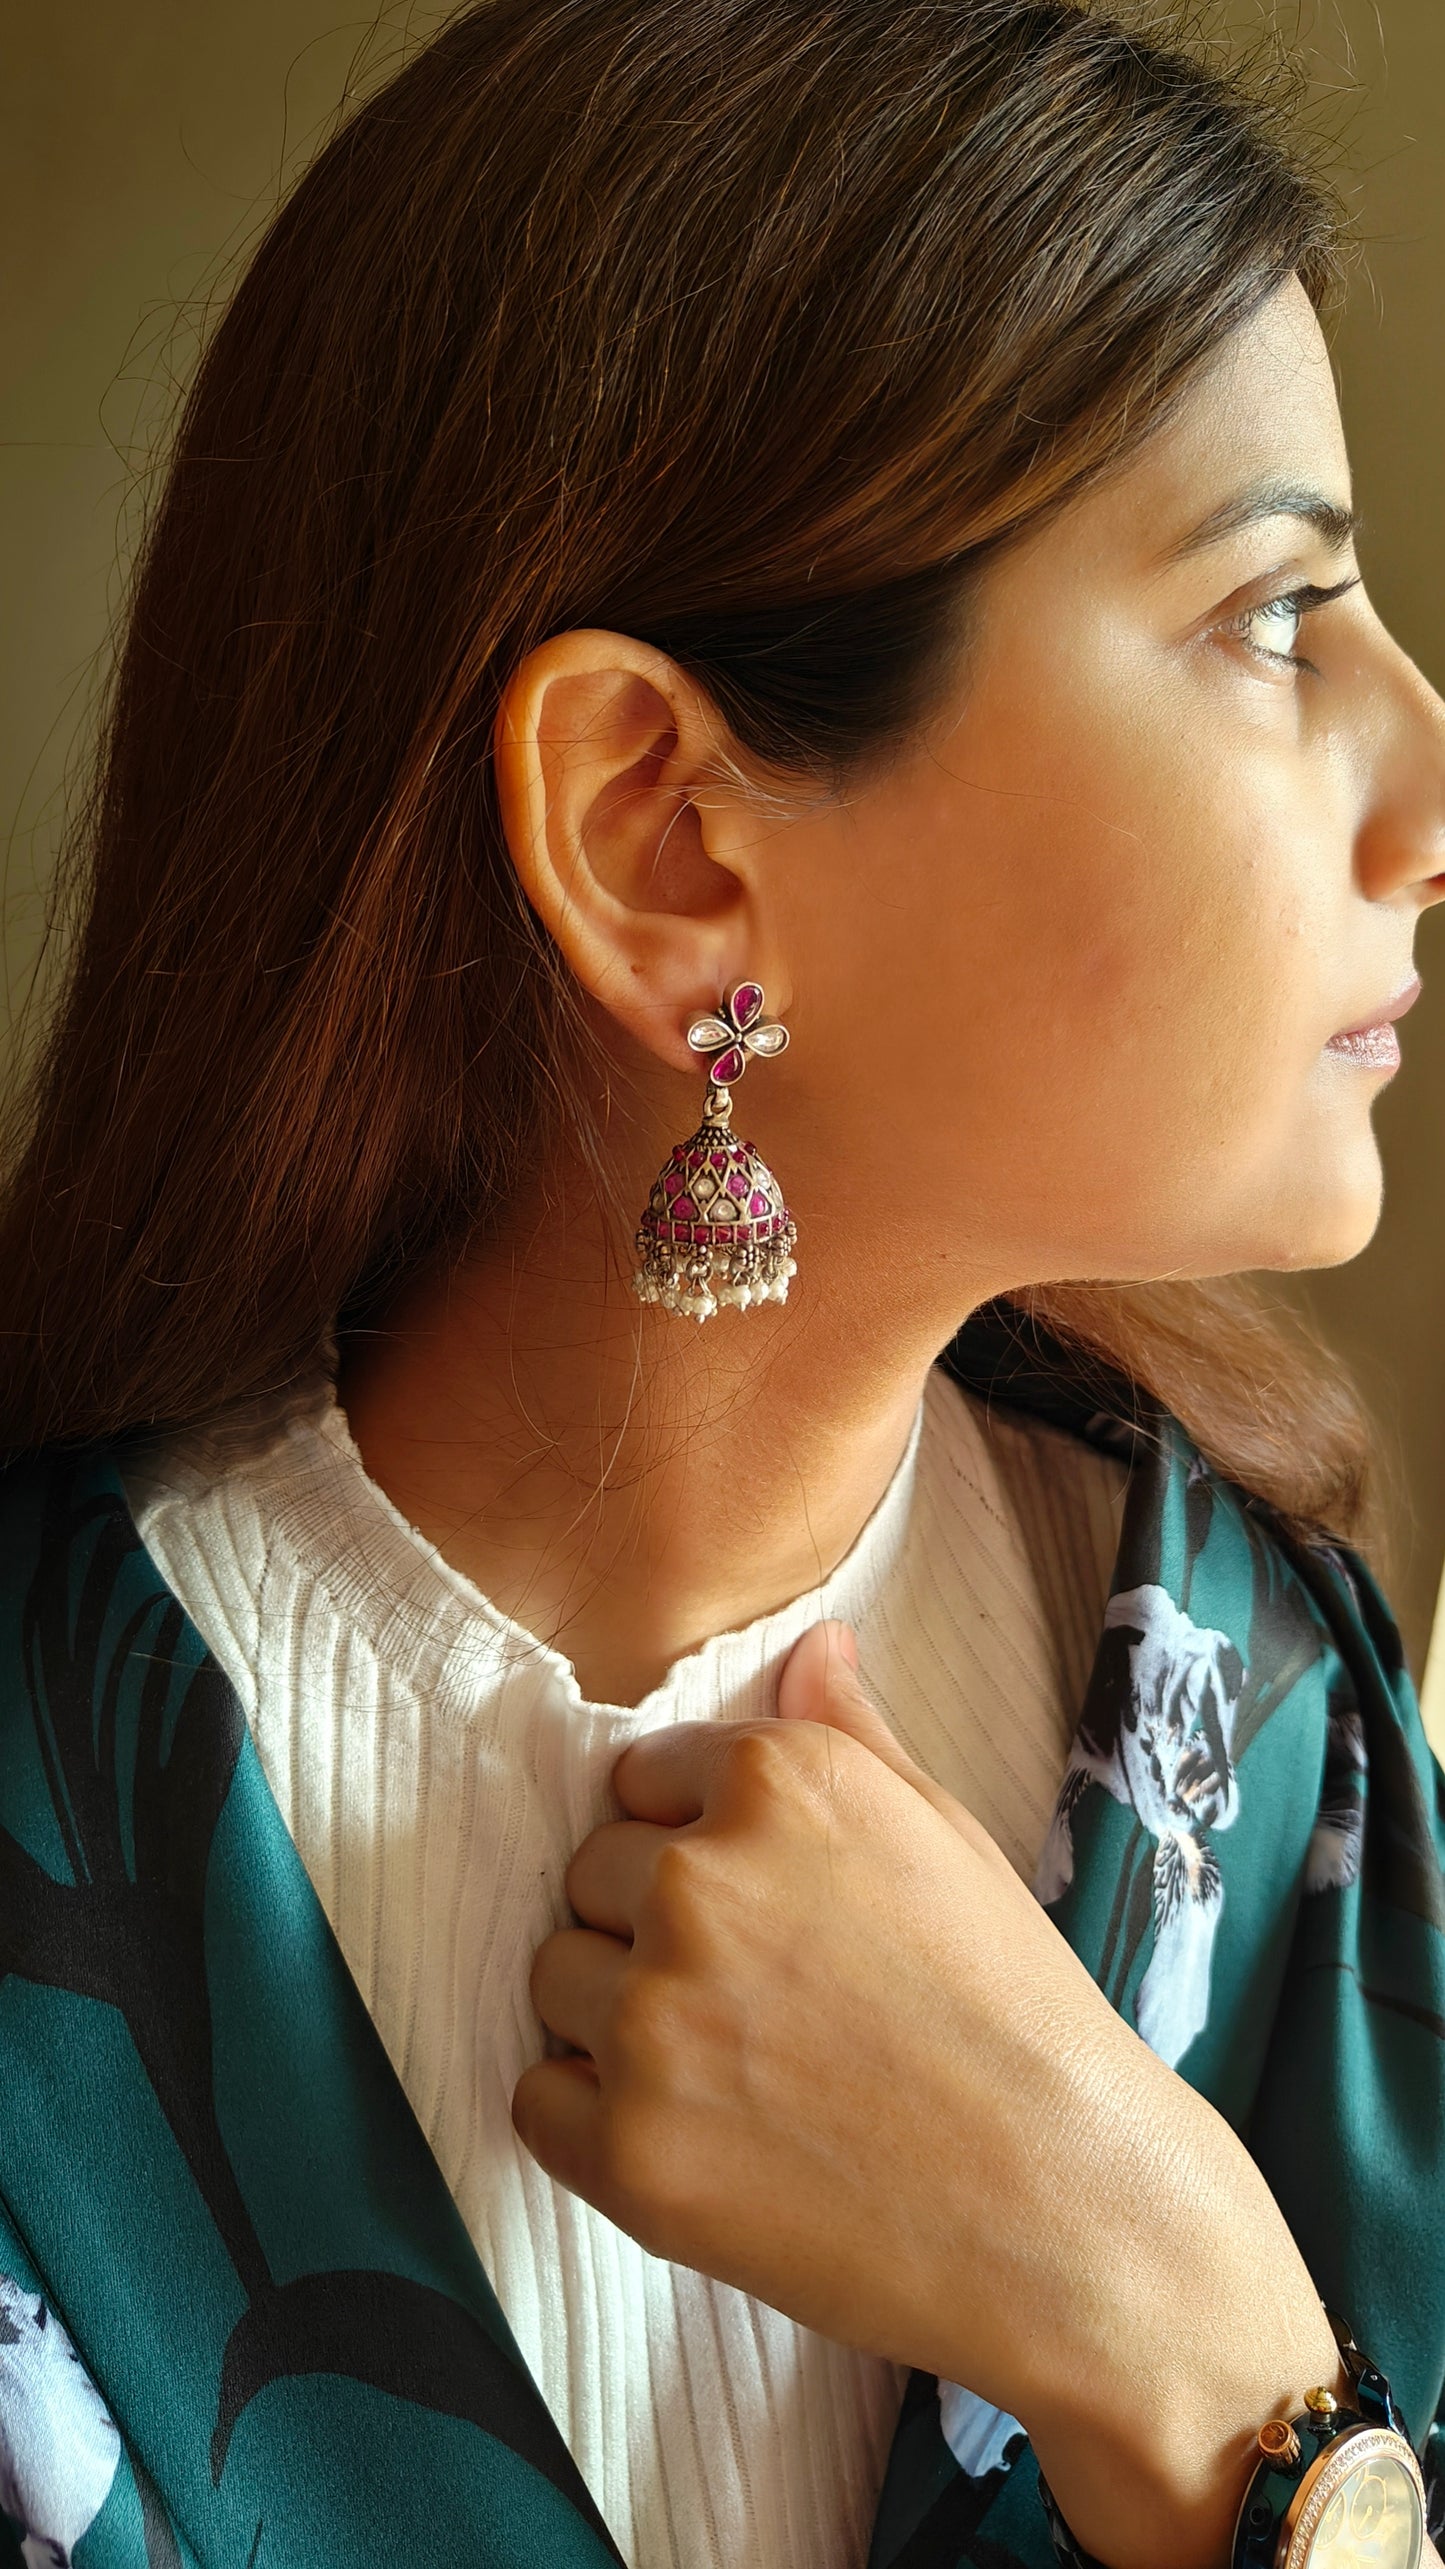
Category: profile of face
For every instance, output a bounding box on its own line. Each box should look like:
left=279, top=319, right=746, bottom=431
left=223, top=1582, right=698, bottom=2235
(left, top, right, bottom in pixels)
left=497, top=277, right=1445, bottom=1330
left=854, top=274, right=1445, bottom=1292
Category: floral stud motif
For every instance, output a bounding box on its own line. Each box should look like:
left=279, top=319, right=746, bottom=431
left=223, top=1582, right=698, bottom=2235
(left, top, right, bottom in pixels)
left=685, top=981, right=789, bottom=1088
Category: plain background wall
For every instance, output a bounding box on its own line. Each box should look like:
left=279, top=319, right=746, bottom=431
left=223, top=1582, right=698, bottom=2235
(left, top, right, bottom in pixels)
left=4, top=0, right=1444, bottom=1735
left=1262, top=0, right=1445, bottom=1746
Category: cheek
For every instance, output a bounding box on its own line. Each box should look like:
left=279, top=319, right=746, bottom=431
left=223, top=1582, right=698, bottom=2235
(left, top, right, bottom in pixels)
left=838, top=695, right=1349, bottom=1267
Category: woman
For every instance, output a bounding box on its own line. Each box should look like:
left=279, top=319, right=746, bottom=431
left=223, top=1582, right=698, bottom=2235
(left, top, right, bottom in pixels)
left=1, top=1, right=1442, bottom=2563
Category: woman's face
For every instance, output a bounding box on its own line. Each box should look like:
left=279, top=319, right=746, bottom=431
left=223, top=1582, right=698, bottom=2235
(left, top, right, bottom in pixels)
left=763, top=277, right=1445, bottom=1302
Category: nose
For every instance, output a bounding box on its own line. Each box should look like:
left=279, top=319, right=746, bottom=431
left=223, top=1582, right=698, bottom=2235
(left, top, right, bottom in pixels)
left=1352, top=619, right=1445, bottom=912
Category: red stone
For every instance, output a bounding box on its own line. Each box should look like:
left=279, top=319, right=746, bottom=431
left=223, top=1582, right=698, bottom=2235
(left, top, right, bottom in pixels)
left=715, top=1224, right=733, bottom=1243
left=709, top=1045, right=746, bottom=1085
left=675, top=1196, right=697, bottom=1219
left=748, top=1191, right=769, bottom=1217
left=726, top=1171, right=747, bottom=1198
left=730, top=982, right=764, bottom=1029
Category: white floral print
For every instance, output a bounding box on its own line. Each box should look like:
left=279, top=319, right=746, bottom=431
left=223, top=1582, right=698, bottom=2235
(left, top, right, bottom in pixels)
left=1034, top=1584, right=1245, bottom=2069
left=936, top=2378, right=1028, bottom=2479
left=0, top=2279, right=120, bottom=2567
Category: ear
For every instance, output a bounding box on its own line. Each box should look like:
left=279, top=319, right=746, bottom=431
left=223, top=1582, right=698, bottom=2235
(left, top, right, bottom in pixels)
left=492, top=628, right=792, bottom=1071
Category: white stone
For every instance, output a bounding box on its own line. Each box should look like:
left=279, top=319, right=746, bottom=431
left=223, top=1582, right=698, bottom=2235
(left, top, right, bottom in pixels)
left=687, top=1016, right=732, bottom=1053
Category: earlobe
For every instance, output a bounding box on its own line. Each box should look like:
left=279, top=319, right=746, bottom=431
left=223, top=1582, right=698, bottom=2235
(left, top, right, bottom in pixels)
left=491, top=628, right=770, bottom=1071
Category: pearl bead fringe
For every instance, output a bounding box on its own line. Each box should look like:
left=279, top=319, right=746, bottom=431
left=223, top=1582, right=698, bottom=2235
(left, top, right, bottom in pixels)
left=631, top=1248, right=798, bottom=1325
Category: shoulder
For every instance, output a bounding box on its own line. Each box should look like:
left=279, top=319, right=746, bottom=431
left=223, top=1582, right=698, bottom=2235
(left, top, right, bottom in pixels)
left=940, top=1300, right=1441, bottom=1859
left=937, top=1298, right=1144, bottom=1468
left=938, top=1298, right=1410, bottom=1673
left=0, top=1442, right=142, bottom=1624
left=0, top=1442, right=232, bottom=1782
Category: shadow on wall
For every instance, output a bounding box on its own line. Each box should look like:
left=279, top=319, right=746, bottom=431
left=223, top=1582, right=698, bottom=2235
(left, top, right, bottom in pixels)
left=2, top=0, right=1444, bottom=1721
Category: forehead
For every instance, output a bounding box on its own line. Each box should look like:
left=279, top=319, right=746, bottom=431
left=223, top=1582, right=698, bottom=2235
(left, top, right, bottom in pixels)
left=1055, top=277, right=1351, bottom=568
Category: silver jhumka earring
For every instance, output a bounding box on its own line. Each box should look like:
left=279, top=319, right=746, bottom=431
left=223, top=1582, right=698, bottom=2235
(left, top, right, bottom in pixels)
left=630, top=980, right=797, bottom=1324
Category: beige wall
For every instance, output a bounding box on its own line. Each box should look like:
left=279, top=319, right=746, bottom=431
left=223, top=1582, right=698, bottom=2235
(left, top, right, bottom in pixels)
left=1272, top=2, right=1445, bottom=1706
left=4, top=3, right=1444, bottom=1719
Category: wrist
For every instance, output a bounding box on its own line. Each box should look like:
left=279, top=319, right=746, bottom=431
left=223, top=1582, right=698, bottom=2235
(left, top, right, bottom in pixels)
left=1029, top=2303, right=1351, bottom=2569
left=1016, top=2048, right=1359, bottom=2569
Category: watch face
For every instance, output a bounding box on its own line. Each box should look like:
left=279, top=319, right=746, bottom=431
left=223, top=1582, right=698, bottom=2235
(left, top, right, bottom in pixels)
left=1283, top=2435, right=1424, bottom=2569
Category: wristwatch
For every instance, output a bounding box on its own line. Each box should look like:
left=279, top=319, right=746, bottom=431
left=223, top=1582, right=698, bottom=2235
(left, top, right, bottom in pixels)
left=1232, top=2310, right=1427, bottom=2569
left=1037, top=2308, right=1428, bottom=2569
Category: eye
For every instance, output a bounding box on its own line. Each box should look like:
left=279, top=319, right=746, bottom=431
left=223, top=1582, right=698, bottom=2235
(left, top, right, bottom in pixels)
left=1242, top=594, right=1307, bottom=659
left=1221, top=574, right=1361, bottom=675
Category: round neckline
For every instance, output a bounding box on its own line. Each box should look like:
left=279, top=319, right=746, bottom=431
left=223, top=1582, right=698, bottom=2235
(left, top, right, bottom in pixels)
left=278, top=1364, right=935, bottom=1723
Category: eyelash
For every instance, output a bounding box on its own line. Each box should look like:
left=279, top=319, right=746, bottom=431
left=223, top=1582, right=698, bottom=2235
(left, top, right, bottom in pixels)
left=1223, top=574, right=1362, bottom=676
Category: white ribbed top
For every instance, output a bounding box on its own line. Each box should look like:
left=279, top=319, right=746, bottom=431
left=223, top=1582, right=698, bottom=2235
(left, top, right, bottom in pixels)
left=121, top=1358, right=1127, bottom=2569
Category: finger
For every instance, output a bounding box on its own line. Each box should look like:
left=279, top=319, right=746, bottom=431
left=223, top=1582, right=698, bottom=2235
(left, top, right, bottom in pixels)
left=512, top=2053, right=605, bottom=2195
left=530, top=1924, right=629, bottom=2054
left=776, top=1618, right=923, bottom=1774
left=776, top=1619, right=973, bottom=1837
left=611, top=1719, right=748, bottom=1825
left=565, top=1819, right=674, bottom=1937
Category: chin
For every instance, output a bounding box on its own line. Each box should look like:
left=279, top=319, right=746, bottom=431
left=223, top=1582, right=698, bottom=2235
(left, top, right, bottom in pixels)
left=1229, top=1116, right=1385, bottom=1274
left=1259, top=1188, right=1384, bottom=1274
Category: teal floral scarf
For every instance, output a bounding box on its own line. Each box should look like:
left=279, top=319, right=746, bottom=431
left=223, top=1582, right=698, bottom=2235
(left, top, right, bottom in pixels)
left=0, top=1308, right=1441, bottom=2568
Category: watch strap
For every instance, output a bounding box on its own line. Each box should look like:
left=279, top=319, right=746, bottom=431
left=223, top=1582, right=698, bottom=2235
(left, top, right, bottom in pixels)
left=1324, top=2305, right=1410, bottom=2438
left=1037, top=2463, right=1109, bottom=2569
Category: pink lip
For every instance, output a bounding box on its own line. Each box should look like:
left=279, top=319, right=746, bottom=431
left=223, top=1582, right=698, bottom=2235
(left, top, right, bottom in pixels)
left=1324, top=975, right=1421, bottom=1069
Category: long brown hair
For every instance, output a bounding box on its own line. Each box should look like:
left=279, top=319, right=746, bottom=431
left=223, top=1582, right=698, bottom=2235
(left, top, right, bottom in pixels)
left=0, top=0, right=1387, bottom=1562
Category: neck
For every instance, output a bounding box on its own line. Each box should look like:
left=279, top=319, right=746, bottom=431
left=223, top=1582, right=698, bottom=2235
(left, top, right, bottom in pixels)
left=336, top=1178, right=993, bottom=1707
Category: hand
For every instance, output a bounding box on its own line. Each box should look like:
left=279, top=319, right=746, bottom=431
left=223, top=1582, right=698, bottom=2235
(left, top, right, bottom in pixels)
left=514, top=1621, right=1352, bottom=2569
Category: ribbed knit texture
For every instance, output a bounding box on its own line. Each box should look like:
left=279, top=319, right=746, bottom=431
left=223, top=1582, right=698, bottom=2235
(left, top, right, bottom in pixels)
left=123, top=1360, right=1126, bottom=2569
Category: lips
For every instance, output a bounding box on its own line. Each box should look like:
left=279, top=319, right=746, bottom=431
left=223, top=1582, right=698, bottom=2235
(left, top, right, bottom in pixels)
left=1324, top=973, right=1421, bottom=1068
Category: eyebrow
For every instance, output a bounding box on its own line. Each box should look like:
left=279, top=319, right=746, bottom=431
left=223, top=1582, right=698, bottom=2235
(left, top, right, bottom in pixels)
left=1164, top=480, right=1359, bottom=563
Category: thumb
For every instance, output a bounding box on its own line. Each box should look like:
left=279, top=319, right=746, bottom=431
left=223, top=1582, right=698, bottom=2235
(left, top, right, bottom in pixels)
left=775, top=1620, right=954, bottom=1817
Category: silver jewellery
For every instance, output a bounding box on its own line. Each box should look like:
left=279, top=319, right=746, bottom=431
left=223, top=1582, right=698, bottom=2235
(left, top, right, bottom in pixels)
left=630, top=979, right=798, bottom=1324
